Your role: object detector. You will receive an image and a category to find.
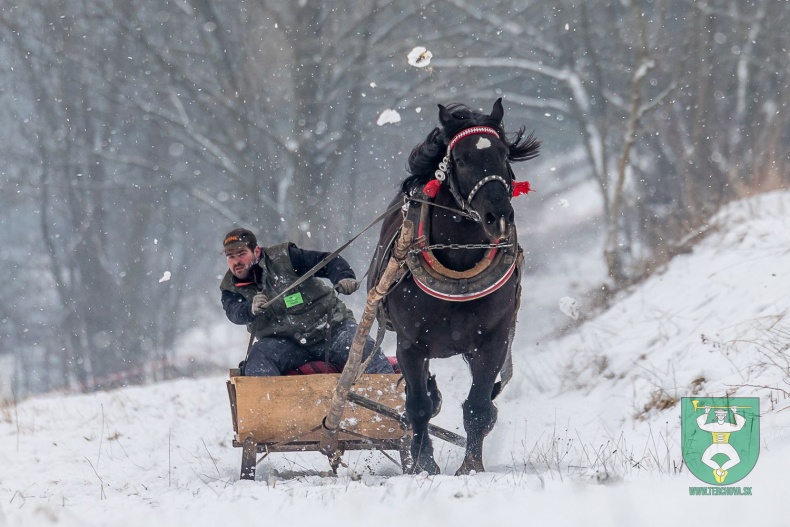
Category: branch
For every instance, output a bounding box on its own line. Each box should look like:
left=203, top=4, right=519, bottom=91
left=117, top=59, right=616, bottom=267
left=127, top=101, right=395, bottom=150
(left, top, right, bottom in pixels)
left=442, top=0, right=524, bottom=35
left=431, top=56, right=593, bottom=114
left=178, top=184, right=249, bottom=225
left=166, top=87, right=240, bottom=177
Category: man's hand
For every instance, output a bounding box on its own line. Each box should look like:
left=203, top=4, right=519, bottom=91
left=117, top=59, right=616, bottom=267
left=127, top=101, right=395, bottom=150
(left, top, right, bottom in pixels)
left=251, top=292, right=269, bottom=315
left=334, top=278, right=360, bottom=295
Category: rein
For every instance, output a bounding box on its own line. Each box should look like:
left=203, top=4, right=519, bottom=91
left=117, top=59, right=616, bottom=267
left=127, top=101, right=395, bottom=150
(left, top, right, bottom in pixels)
left=406, top=194, right=477, bottom=221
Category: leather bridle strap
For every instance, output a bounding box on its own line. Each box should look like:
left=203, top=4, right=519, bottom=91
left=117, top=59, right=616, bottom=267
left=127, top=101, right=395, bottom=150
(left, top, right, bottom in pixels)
left=466, top=175, right=510, bottom=203
left=446, top=126, right=500, bottom=150
left=434, top=126, right=508, bottom=223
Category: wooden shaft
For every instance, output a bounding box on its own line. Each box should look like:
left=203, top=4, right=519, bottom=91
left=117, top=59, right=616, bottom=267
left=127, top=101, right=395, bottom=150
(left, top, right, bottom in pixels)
left=320, top=220, right=414, bottom=457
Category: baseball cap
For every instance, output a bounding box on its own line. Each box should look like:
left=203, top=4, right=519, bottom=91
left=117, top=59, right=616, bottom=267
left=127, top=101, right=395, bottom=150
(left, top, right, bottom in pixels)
left=222, top=228, right=257, bottom=254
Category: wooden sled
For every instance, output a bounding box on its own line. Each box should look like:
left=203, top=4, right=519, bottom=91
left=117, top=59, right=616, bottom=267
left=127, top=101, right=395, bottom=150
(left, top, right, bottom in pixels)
left=227, top=369, right=412, bottom=480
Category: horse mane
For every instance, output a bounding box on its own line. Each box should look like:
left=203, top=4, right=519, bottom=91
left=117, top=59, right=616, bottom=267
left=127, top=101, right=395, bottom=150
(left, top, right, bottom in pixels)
left=401, top=102, right=541, bottom=194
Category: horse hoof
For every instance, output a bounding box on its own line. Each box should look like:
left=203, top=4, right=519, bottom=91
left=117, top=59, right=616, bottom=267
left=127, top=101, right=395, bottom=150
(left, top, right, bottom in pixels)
left=455, top=462, right=484, bottom=476
left=412, top=458, right=441, bottom=476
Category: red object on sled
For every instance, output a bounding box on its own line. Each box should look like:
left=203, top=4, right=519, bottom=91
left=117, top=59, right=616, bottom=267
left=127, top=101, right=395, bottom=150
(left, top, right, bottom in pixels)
left=284, top=356, right=400, bottom=376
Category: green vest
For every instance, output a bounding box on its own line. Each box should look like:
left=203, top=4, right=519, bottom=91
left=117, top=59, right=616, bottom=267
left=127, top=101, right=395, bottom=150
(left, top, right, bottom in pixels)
left=219, top=242, right=355, bottom=347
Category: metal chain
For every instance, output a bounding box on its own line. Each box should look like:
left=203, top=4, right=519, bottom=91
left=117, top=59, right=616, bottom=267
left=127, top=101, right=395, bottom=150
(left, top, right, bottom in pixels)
left=409, top=241, right=513, bottom=254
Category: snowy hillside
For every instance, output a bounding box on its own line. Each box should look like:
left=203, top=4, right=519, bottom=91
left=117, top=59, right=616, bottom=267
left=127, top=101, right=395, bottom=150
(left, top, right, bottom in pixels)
left=2, top=191, right=790, bottom=527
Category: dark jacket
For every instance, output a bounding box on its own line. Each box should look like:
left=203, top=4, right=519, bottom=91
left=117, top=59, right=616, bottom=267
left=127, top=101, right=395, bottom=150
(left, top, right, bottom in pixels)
left=220, top=242, right=356, bottom=347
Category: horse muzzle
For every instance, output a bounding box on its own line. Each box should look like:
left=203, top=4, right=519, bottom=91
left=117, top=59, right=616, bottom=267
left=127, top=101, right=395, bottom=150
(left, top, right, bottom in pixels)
left=481, top=207, right=514, bottom=242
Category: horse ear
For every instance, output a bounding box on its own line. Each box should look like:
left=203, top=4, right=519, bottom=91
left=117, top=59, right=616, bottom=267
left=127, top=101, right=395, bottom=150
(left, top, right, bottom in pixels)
left=490, top=98, right=504, bottom=124
left=438, top=104, right=452, bottom=126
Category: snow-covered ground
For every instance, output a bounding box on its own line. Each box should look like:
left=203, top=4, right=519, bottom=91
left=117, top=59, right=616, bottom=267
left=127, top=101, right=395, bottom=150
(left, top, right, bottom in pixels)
left=2, top=190, right=790, bottom=526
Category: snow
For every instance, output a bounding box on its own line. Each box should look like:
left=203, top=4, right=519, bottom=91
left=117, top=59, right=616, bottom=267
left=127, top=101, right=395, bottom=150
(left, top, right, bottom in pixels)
left=376, top=109, right=401, bottom=126
left=3, top=191, right=790, bottom=526
left=558, top=296, right=579, bottom=320
left=406, top=46, right=432, bottom=68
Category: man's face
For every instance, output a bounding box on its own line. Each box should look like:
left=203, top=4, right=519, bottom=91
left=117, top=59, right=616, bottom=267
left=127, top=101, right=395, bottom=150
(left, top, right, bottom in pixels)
left=226, top=246, right=260, bottom=279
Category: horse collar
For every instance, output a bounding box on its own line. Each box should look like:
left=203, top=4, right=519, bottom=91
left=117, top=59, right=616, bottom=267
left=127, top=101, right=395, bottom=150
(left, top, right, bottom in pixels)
left=404, top=195, right=521, bottom=302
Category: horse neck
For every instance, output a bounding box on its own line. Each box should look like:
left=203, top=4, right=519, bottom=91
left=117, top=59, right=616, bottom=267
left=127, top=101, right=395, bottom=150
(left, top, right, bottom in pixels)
left=428, top=190, right=489, bottom=270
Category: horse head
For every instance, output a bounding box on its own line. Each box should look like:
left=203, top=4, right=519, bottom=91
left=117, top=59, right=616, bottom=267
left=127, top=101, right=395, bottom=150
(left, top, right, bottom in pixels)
left=402, top=98, right=539, bottom=241
left=438, top=99, right=512, bottom=241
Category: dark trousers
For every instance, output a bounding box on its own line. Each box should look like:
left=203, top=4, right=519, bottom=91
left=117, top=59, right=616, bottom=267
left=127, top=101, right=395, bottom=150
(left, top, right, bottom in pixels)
left=243, top=322, right=394, bottom=376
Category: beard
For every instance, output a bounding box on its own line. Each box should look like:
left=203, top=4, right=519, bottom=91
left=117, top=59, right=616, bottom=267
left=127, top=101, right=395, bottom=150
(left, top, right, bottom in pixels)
left=232, top=261, right=253, bottom=279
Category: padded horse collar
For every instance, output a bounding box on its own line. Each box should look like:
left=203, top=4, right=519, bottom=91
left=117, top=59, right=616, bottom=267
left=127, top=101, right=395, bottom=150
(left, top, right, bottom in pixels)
left=403, top=191, right=521, bottom=302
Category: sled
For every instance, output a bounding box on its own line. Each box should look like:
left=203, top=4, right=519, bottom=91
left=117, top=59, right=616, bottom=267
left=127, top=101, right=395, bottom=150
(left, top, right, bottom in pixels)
left=226, top=369, right=412, bottom=480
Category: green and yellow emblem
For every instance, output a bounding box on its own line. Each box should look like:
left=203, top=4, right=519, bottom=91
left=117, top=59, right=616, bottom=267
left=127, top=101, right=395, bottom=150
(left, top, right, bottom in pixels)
left=681, top=397, right=759, bottom=485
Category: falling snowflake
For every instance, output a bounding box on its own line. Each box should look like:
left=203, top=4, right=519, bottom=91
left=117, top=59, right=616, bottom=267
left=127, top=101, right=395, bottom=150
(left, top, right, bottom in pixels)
left=376, top=109, right=401, bottom=126
left=158, top=271, right=172, bottom=283
left=559, top=296, right=579, bottom=320
left=407, top=46, right=433, bottom=68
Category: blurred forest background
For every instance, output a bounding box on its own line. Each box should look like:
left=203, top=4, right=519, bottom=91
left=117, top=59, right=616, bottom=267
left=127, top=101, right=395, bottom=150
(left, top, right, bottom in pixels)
left=1, top=0, right=788, bottom=397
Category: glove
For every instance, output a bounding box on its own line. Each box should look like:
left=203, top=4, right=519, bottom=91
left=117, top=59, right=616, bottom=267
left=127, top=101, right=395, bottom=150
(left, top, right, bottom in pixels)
left=250, top=292, right=269, bottom=315
left=334, top=278, right=360, bottom=295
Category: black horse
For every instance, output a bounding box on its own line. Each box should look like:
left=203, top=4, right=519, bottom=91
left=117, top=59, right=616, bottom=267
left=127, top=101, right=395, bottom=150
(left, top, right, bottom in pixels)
left=368, top=99, right=540, bottom=475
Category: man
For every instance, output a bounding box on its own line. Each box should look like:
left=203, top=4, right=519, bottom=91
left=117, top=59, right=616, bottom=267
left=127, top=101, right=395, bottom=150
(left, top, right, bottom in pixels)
left=219, top=227, right=394, bottom=376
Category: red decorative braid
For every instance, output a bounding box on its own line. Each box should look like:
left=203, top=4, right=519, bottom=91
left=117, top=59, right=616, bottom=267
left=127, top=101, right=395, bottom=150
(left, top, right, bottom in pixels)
left=447, top=126, right=500, bottom=151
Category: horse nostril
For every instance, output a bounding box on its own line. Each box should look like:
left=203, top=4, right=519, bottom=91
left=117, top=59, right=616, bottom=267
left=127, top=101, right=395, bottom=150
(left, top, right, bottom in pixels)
left=485, top=212, right=497, bottom=225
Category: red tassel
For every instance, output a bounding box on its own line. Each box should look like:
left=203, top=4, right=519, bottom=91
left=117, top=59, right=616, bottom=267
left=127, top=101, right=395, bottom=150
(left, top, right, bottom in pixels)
left=423, top=179, right=441, bottom=198
left=512, top=181, right=533, bottom=197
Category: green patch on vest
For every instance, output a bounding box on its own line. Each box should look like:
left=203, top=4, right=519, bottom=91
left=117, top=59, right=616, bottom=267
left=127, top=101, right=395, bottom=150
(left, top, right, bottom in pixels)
left=284, top=292, right=304, bottom=308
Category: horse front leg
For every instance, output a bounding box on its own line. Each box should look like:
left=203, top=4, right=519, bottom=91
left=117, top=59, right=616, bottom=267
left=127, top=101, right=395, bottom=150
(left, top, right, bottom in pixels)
left=398, top=343, right=441, bottom=475
left=456, top=347, right=505, bottom=475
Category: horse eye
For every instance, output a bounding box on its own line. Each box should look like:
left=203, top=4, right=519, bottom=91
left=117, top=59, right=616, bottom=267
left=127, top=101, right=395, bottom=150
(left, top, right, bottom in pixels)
left=452, top=112, right=466, bottom=119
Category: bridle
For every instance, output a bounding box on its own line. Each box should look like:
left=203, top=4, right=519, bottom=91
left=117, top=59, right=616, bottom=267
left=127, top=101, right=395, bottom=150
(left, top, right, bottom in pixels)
left=432, top=126, right=512, bottom=223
